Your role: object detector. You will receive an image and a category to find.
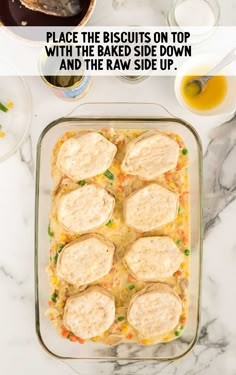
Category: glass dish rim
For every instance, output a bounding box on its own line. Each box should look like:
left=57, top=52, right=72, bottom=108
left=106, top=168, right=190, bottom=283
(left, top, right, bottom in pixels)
left=35, top=115, right=203, bottom=361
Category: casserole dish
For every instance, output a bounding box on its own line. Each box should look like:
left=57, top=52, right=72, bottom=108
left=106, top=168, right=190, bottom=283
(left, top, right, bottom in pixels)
left=35, top=102, right=202, bottom=360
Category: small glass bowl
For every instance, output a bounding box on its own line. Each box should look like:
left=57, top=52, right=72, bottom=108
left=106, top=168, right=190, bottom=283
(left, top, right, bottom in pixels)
left=167, top=0, right=220, bottom=44
left=168, top=0, right=220, bottom=27
left=119, top=75, right=149, bottom=84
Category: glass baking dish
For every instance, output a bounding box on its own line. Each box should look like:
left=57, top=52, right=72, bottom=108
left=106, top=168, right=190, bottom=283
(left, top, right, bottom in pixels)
left=35, top=102, right=202, bottom=360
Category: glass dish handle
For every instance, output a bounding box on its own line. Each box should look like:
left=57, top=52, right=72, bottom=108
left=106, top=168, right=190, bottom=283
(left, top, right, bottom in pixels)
left=66, top=102, right=176, bottom=119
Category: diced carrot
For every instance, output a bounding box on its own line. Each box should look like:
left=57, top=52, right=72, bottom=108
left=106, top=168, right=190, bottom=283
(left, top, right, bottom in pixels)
left=174, top=270, right=182, bottom=277
left=128, top=274, right=136, bottom=282
left=101, top=282, right=108, bottom=288
left=69, top=334, right=78, bottom=342
left=126, top=332, right=133, bottom=340
left=118, top=140, right=125, bottom=147
left=101, top=128, right=109, bottom=132
left=177, top=230, right=187, bottom=244
left=109, top=267, right=115, bottom=274
left=118, top=186, right=124, bottom=192
left=176, top=164, right=182, bottom=171
left=61, top=327, right=70, bottom=337
left=127, top=174, right=134, bottom=179
left=48, top=300, right=54, bottom=307
left=102, top=282, right=112, bottom=289
left=118, top=173, right=126, bottom=182
left=179, top=191, right=189, bottom=203
left=77, top=337, right=85, bottom=344
left=180, top=316, right=187, bottom=324
left=182, top=236, right=188, bottom=244
left=165, top=172, right=172, bottom=181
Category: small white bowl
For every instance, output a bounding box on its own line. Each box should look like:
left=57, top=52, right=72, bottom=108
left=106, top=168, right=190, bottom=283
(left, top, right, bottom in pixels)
left=175, top=54, right=236, bottom=116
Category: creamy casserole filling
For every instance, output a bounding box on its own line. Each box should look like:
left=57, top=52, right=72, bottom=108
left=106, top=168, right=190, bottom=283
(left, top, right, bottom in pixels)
left=47, top=128, right=190, bottom=346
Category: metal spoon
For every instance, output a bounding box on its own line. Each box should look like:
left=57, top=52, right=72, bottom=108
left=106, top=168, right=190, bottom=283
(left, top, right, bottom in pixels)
left=185, top=48, right=236, bottom=97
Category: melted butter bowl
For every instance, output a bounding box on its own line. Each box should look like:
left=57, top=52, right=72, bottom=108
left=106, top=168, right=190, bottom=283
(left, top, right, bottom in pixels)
left=181, top=73, right=228, bottom=111
left=175, top=54, right=236, bottom=116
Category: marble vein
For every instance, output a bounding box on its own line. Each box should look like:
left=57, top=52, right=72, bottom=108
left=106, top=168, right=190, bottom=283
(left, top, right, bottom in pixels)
left=203, top=114, right=236, bottom=236
left=0, top=265, right=24, bottom=286
left=19, top=135, right=34, bottom=177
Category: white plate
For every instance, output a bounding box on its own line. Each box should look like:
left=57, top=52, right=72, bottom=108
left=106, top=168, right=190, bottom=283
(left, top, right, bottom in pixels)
left=0, top=60, right=31, bottom=161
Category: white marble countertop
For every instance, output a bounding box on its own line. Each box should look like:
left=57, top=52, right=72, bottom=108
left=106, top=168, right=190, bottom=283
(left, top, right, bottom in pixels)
left=1, top=1, right=236, bottom=374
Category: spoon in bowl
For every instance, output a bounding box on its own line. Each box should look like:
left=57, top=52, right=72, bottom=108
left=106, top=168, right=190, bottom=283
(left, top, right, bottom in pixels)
left=184, top=48, right=236, bottom=97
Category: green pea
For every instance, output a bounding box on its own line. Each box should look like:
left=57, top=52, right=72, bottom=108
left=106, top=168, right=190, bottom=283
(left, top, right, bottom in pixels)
left=48, top=224, right=54, bottom=237
left=104, top=170, right=114, bottom=180
left=0, top=102, right=8, bottom=113
left=78, top=180, right=86, bottom=186
left=54, top=244, right=65, bottom=262
left=106, top=219, right=113, bottom=227
left=182, top=148, right=188, bottom=155
left=118, top=316, right=125, bottom=322
left=176, top=239, right=182, bottom=245
left=128, top=284, right=135, bottom=290
left=58, top=245, right=65, bottom=253
left=175, top=331, right=180, bottom=336
left=184, top=249, right=190, bottom=256
left=51, top=292, right=57, bottom=303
